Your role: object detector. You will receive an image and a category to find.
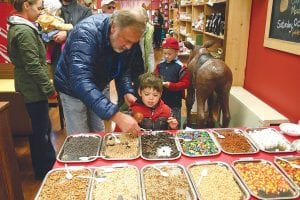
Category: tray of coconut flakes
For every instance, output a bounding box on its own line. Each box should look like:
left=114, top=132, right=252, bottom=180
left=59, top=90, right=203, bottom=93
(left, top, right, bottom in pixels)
left=35, top=167, right=92, bottom=200
left=245, top=127, right=296, bottom=153
left=187, top=161, right=250, bottom=200
left=140, top=131, right=181, bottom=160
left=210, top=128, right=259, bottom=155
left=232, top=158, right=299, bottom=199
left=100, top=132, right=140, bottom=160
left=141, top=162, right=197, bottom=200
left=88, top=164, right=142, bottom=200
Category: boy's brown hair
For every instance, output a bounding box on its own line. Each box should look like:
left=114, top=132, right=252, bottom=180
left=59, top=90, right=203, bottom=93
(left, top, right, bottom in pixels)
left=138, top=72, right=163, bottom=92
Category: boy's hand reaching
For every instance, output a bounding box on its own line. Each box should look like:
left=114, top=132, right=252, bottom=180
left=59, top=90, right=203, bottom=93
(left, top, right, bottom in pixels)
left=167, top=116, right=178, bottom=129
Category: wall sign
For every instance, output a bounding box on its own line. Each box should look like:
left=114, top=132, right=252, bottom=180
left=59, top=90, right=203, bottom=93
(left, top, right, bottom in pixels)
left=264, top=0, right=300, bottom=55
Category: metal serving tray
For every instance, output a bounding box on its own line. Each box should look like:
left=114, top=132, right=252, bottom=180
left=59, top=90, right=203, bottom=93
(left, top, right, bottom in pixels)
left=187, top=161, right=250, bottom=200
left=100, top=132, right=140, bottom=160
left=88, top=164, right=142, bottom=200
left=274, top=155, right=300, bottom=191
left=35, top=167, right=92, bottom=200
left=176, top=129, right=221, bottom=157
left=245, top=127, right=296, bottom=153
left=210, top=128, right=259, bottom=155
left=232, top=158, right=299, bottom=199
left=57, top=133, right=102, bottom=163
left=141, top=163, right=197, bottom=200
left=140, top=131, right=181, bottom=160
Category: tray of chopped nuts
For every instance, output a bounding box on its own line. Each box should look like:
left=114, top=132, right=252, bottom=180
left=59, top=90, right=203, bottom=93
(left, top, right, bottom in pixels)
left=187, top=161, right=250, bottom=200
left=88, top=164, right=142, bottom=200
left=100, top=132, right=140, bottom=160
left=35, top=167, right=92, bottom=200
left=141, top=162, right=197, bottom=200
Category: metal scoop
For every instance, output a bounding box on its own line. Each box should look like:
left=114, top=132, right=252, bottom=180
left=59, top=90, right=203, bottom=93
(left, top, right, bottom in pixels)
left=64, top=164, right=73, bottom=180
left=196, top=168, right=208, bottom=186
left=214, top=132, right=225, bottom=139
left=152, top=166, right=169, bottom=177
left=110, top=133, right=121, bottom=144
left=78, top=155, right=104, bottom=161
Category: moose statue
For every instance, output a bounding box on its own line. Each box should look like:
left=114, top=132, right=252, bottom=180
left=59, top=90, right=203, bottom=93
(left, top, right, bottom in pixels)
left=183, top=40, right=232, bottom=128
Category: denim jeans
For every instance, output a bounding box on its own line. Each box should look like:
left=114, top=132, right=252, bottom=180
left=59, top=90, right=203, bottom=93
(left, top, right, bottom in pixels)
left=25, top=101, right=56, bottom=179
left=60, top=92, right=105, bottom=135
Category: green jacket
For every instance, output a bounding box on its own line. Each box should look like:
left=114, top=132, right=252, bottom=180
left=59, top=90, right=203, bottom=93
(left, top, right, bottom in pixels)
left=7, top=16, right=54, bottom=103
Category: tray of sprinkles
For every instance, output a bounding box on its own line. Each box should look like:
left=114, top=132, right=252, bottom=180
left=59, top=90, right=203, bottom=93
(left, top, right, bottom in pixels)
left=35, top=167, right=92, bottom=200
left=274, top=156, right=300, bottom=191
left=140, top=131, right=181, bottom=160
left=176, top=129, right=221, bottom=157
left=88, top=164, right=142, bottom=200
left=100, top=132, right=140, bottom=160
left=210, top=128, right=259, bottom=155
left=187, top=161, right=250, bottom=200
left=141, top=162, right=197, bottom=200
left=56, top=133, right=102, bottom=163
left=245, top=127, right=296, bottom=153
left=232, top=158, right=299, bottom=199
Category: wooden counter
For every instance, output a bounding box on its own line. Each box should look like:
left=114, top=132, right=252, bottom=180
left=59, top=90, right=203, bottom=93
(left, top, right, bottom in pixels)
left=0, top=102, right=23, bottom=199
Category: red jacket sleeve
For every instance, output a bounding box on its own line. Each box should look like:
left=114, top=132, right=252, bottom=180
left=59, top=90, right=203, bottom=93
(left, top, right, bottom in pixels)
left=168, top=66, right=190, bottom=91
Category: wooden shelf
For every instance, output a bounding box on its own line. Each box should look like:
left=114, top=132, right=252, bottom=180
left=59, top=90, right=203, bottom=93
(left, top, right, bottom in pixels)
left=204, top=31, right=224, bottom=40
left=171, top=0, right=252, bottom=85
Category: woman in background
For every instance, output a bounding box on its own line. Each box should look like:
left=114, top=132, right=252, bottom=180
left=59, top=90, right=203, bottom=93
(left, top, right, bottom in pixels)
left=7, top=0, right=57, bottom=180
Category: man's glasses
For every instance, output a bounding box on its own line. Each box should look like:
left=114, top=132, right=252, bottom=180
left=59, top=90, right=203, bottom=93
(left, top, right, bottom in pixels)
left=107, top=6, right=116, bottom=10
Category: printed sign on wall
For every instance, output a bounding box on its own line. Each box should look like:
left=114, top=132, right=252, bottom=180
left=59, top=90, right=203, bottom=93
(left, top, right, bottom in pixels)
left=0, top=3, right=13, bottom=64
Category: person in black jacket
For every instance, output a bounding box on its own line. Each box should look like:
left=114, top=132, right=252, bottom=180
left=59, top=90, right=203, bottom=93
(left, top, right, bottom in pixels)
left=153, top=9, right=164, bottom=49
left=50, top=0, right=92, bottom=74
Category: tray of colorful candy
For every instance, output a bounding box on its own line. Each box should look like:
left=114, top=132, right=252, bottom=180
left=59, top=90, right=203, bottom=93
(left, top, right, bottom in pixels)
left=176, top=129, right=221, bottom=157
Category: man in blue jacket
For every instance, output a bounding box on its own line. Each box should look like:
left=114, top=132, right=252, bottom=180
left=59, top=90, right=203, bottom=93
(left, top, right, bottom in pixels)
left=54, top=8, right=146, bottom=135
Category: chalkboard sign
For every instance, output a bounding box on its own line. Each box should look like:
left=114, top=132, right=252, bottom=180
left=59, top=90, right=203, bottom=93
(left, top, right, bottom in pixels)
left=264, top=0, right=300, bottom=55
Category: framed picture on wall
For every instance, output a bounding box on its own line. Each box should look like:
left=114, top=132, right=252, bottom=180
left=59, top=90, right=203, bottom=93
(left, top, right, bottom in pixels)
left=264, top=0, right=300, bottom=55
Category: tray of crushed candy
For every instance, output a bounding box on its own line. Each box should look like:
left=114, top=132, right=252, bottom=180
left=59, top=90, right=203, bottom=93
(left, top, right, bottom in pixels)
left=176, top=129, right=221, bottom=157
left=100, top=132, right=140, bottom=160
left=232, top=158, right=299, bottom=199
left=274, top=156, right=300, bottom=191
left=187, top=161, right=250, bottom=200
left=57, top=134, right=102, bottom=163
left=245, top=127, right=295, bottom=153
left=140, top=131, right=181, bottom=160
left=35, top=167, right=92, bottom=200
left=89, top=164, right=142, bottom=200
left=141, top=163, right=197, bottom=200
left=210, top=128, right=259, bottom=155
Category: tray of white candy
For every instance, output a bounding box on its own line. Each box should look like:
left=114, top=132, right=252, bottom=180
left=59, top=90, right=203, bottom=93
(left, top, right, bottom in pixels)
left=245, top=127, right=296, bottom=153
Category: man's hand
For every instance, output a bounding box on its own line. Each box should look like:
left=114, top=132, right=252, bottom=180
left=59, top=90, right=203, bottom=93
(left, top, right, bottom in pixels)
left=163, top=81, right=170, bottom=88
left=124, top=93, right=137, bottom=106
left=111, top=112, right=141, bottom=134
left=52, top=31, right=67, bottom=44
left=167, top=116, right=178, bottom=129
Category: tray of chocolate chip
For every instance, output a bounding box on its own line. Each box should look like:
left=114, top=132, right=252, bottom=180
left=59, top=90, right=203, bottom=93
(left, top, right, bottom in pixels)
left=89, top=164, right=142, bottom=200
left=274, top=156, right=300, bottom=191
left=57, top=133, right=102, bottom=163
left=245, top=127, right=296, bottom=153
left=210, top=128, right=259, bottom=155
left=100, top=132, right=140, bottom=160
left=35, top=167, right=92, bottom=200
left=140, top=131, right=181, bottom=160
left=232, top=158, right=299, bottom=199
left=141, top=163, right=197, bottom=200
left=187, top=161, right=250, bottom=200
left=176, top=129, right=221, bottom=157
